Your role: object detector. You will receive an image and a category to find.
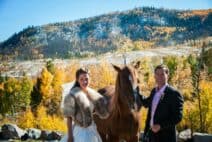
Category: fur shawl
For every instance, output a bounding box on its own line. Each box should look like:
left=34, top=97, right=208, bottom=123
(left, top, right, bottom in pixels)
left=62, top=86, right=109, bottom=127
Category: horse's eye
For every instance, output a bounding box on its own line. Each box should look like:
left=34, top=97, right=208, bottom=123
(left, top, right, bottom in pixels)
left=137, top=78, right=140, bottom=83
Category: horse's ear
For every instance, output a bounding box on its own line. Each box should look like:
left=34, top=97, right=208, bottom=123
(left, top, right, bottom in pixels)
left=112, top=64, right=121, bottom=72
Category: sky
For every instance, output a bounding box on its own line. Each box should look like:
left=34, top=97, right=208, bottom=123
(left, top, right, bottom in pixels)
left=0, top=0, right=211, bottom=42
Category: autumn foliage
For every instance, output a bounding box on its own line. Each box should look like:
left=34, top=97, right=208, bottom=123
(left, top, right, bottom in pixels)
left=0, top=51, right=211, bottom=133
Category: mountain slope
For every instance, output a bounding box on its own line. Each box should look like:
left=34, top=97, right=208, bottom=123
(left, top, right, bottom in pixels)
left=0, top=7, right=211, bottom=60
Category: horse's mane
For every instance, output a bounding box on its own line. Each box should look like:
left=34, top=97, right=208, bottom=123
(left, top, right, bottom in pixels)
left=110, top=66, right=137, bottom=117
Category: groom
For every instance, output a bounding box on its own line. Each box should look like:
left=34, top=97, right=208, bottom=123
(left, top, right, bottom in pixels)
left=138, top=64, right=184, bottom=142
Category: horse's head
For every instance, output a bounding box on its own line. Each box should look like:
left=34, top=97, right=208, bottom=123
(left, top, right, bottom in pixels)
left=113, top=64, right=139, bottom=111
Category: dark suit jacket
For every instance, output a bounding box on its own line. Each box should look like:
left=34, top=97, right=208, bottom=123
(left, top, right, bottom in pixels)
left=139, top=85, right=184, bottom=142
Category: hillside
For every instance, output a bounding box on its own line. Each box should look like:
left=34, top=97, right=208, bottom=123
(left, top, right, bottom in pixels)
left=0, top=7, right=211, bottom=60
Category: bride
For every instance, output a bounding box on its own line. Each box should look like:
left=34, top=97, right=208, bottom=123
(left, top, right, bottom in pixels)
left=60, top=68, right=109, bottom=142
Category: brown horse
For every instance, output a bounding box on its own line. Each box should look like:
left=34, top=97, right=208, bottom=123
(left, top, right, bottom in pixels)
left=94, top=64, right=141, bottom=142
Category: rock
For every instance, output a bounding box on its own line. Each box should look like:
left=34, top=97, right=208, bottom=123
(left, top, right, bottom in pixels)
left=0, top=132, right=3, bottom=140
left=27, top=128, right=41, bottom=139
left=39, top=130, right=51, bottom=140
left=0, top=124, right=64, bottom=141
left=1, top=124, right=26, bottom=139
left=193, top=132, right=212, bottom=142
left=39, top=130, right=62, bottom=140
left=0, top=126, right=3, bottom=139
left=178, top=129, right=192, bottom=141
left=48, top=131, right=62, bottom=140
left=21, top=133, right=29, bottom=141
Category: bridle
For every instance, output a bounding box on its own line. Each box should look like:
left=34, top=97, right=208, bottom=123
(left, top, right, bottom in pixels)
left=128, top=75, right=139, bottom=111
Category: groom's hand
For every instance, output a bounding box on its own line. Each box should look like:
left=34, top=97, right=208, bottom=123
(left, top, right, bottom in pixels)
left=151, top=124, right=161, bottom=133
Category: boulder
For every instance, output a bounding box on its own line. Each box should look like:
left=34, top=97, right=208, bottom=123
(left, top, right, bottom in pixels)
left=1, top=124, right=26, bottom=139
left=178, top=129, right=192, bottom=142
left=21, top=133, right=29, bottom=141
left=193, top=132, right=212, bottom=142
left=0, top=124, right=63, bottom=141
left=0, top=126, right=2, bottom=139
left=39, top=130, right=51, bottom=140
left=48, top=131, right=62, bottom=140
left=27, top=128, right=41, bottom=139
left=39, top=130, right=62, bottom=140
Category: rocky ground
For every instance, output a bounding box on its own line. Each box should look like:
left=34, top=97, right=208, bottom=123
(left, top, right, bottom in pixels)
left=0, top=123, right=211, bottom=142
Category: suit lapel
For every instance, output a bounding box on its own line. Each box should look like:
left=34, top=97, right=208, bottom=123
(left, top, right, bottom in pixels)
left=158, top=85, right=169, bottom=104
left=151, top=88, right=157, bottom=100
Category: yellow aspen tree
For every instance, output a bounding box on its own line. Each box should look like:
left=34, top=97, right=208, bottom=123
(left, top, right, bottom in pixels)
left=3, top=78, right=21, bottom=115
left=36, top=105, right=51, bottom=130
left=50, top=68, right=64, bottom=115
left=39, top=68, right=53, bottom=104
left=199, top=80, right=212, bottom=133
left=89, top=62, right=115, bottom=89
left=64, top=61, right=80, bottom=82
left=18, top=108, right=35, bottom=129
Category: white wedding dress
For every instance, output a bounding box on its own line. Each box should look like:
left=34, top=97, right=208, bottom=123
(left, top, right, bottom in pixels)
left=60, top=86, right=102, bottom=142
left=60, top=121, right=102, bottom=142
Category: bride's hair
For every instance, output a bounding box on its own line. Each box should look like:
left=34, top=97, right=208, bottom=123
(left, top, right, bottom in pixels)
left=72, top=67, right=90, bottom=89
